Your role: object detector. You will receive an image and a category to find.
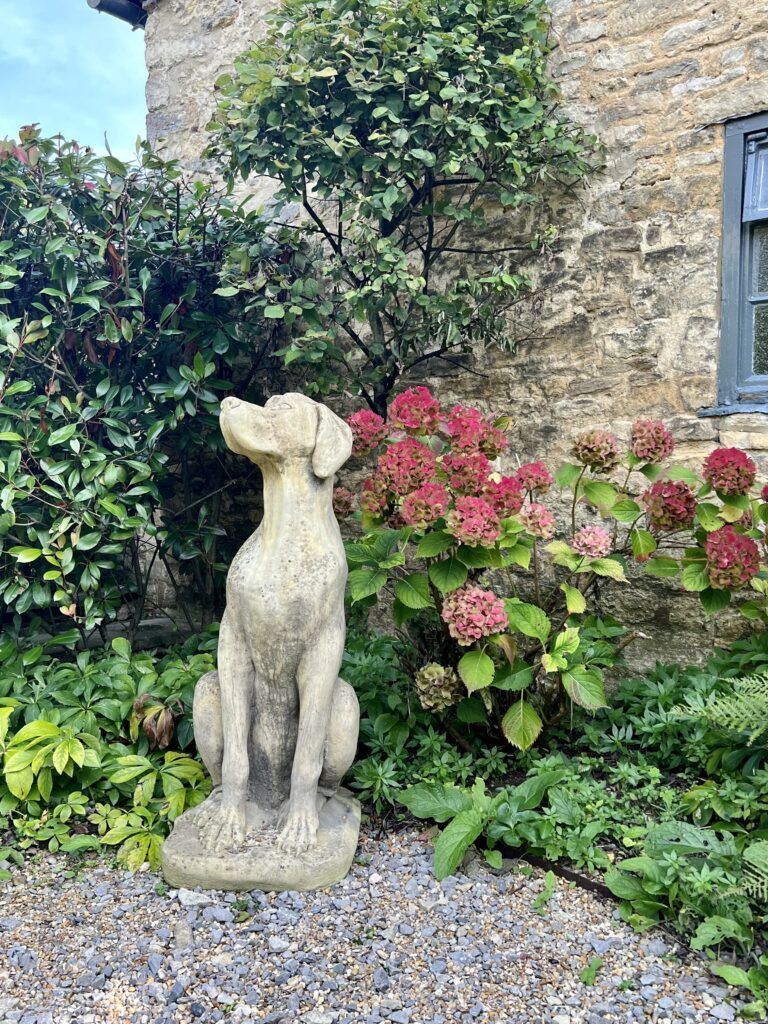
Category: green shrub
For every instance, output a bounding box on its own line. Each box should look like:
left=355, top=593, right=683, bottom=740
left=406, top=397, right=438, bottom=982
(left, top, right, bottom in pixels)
left=208, top=0, right=595, bottom=413
left=0, top=129, right=311, bottom=637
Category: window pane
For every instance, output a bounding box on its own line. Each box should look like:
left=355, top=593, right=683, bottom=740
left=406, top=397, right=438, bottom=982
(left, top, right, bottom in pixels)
left=744, top=135, right=768, bottom=222
left=754, top=225, right=768, bottom=294
left=753, top=304, right=768, bottom=375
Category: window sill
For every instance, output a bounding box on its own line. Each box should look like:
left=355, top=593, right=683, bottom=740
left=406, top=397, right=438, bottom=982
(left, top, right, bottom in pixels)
left=698, top=403, right=768, bottom=417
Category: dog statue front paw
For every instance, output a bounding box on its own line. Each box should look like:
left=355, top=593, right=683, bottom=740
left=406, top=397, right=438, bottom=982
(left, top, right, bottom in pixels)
left=276, top=804, right=319, bottom=854
left=198, top=803, right=247, bottom=852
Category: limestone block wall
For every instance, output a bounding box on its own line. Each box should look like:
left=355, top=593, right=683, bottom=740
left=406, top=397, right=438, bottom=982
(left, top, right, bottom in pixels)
left=143, top=0, right=768, bottom=666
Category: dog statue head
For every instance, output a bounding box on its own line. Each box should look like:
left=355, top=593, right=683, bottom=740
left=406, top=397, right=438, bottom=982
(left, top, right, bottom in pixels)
left=219, top=393, right=353, bottom=480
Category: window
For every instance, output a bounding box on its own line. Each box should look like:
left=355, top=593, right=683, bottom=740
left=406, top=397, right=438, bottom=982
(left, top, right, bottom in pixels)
left=718, top=112, right=768, bottom=408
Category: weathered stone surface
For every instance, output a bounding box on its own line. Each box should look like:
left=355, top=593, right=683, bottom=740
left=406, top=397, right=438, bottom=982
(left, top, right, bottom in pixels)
left=162, top=789, right=361, bottom=892
left=162, top=394, right=360, bottom=890
left=142, top=0, right=768, bottom=667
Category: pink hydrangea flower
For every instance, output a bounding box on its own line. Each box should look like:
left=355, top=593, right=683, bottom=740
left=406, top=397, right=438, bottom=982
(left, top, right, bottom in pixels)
left=401, top=482, right=450, bottom=530
left=388, top=386, right=441, bottom=434
left=332, top=487, right=355, bottom=519
left=702, top=447, right=756, bottom=496
left=761, top=483, right=768, bottom=503
left=631, top=419, right=675, bottom=464
left=441, top=586, right=508, bottom=646
left=514, top=461, right=554, bottom=494
left=347, top=409, right=387, bottom=455
left=445, top=404, right=508, bottom=458
left=704, top=525, right=760, bottom=590
left=483, top=475, right=524, bottom=517
left=446, top=496, right=501, bottom=547
left=642, top=479, right=696, bottom=532
left=572, top=524, right=612, bottom=559
left=519, top=503, right=556, bottom=539
left=571, top=429, right=621, bottom=473
left=441, top=452, right=492, bottom=495
left=376, top=438, right=436, bottom=497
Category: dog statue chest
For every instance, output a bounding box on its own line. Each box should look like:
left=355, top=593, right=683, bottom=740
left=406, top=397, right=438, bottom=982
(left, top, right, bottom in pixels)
left=226, top=532, right=344, bottom=631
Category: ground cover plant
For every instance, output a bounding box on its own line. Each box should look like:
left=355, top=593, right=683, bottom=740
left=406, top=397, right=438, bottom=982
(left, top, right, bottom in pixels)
left=208, top=0, right=595, bottom=414
left=394, top=636, right=768, bottom=1018
left=0, top=630, right=216, bottom=871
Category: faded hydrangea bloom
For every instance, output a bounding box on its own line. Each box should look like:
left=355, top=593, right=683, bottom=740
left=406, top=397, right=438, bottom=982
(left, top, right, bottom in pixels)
left=642, top=479, right=696, bottom=532
left=401, top=482, right=449, bottom=530
left=414, top=663, right=463, bottom=712
left=440, top=451, right=492, bottom=495
left=389, top=386, right=441, bottom=434
left=483, top=475, right=524, bottom=516
left=705, top=525, right=760, bottom=590
left=702, top=447, right=756, bottom=497
left=445, top=404, right=508, bottom=459
left=519, top=502, right=556, bottom=539
left=332, top=487, right=355, bottom=519
left=446, top=496, right=501, bottom=547
left=514, top=461, right=554, bottom=494
left=347, top=409, right=387, bottom=455
left=630, top=419, right=674, bottom=464
left=374, top=438, right=436, bottom=497
left=571, top=429, right=621, bottom=473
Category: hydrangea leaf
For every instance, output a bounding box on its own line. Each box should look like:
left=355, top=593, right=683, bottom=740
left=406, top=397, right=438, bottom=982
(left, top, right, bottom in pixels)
left=394, top=572, right=433, bottom=609
left=501, top=699, right=542, bottom=750
left=428, top=556, right=468, bottom=595
left=458, top=651, right=495, bottom=693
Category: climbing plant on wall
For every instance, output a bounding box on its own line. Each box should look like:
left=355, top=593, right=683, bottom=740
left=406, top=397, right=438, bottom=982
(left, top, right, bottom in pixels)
left=208, top=0, right=595, bottom=414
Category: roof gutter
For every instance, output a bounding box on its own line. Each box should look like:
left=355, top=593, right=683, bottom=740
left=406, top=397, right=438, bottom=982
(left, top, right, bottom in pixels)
left=86, top=0, right=147, bottom=28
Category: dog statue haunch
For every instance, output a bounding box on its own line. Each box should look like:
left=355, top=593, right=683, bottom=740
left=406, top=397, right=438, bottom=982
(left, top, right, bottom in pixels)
left=161, top=394, right=362, bottom=892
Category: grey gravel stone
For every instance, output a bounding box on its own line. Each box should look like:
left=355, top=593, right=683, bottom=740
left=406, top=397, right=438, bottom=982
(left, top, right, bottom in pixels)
left=0, top=830, right=745, bottom=1024
left=268, top=936, right=291, bottom=953
left=373, top=967, right=390, bottom=991
left=710, top=1005, right=736, bottom=1021
left=177, top=888, right=213, bottom=908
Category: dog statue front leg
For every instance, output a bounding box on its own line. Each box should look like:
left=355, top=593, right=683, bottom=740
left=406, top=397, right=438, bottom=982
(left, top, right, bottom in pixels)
left=199, top=613, right=253, bottom=852
left=277, top=634, right=342, bottom=854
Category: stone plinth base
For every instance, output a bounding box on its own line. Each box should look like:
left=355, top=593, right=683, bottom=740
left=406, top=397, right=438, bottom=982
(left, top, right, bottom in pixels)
left=161, top=789, right=361, bottom=892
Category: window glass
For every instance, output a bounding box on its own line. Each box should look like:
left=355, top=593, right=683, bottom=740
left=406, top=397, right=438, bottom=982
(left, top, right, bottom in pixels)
left=754, top=306, right=768, bottom=375
left=744, top=136, right=768, bottom=222
left=753, top=224, right=768, bottom=296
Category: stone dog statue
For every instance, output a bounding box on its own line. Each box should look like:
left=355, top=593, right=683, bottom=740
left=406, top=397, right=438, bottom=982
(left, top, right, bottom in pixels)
left=162, top=393, right=361, bottom=891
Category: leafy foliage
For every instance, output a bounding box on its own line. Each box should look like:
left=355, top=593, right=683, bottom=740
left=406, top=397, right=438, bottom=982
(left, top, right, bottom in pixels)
left=674, top=672, right=768, bottom=747
left=0, top=631, right=215, bottom=868
left=0, top=129, right=309, bottom=637
left=342, top=622, right=513, bottom=811
left=390, top=633, right=768, bottom=1006
left=208, top=0, right=594, bottom=412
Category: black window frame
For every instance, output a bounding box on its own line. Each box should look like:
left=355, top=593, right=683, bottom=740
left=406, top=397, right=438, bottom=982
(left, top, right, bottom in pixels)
left=717, top=111, right=768, bottom=410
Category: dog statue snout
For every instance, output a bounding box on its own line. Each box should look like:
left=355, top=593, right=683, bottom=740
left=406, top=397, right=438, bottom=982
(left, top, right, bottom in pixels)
left=221, top=396, right=241, bottom=412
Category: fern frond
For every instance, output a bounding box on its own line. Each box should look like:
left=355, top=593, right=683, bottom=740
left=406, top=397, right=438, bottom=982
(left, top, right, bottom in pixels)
left=673, top=673, right=768, bottom=745
left=743, top=841, right=768, bottom=904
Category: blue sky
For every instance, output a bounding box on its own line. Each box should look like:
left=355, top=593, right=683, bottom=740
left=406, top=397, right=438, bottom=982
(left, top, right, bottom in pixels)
left=0, top=0, right=147, bottom=158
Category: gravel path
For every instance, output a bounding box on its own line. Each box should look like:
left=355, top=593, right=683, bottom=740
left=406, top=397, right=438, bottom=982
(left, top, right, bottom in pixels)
left=0, top=827, right=742, bottom=1024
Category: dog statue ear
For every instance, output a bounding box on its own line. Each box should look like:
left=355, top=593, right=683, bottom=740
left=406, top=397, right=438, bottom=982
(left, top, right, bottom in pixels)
left=312, top=403, right=353, bottom=480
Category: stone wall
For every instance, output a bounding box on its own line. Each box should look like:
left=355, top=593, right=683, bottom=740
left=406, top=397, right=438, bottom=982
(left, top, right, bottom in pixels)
left=143, top=0, right=768, bottom=667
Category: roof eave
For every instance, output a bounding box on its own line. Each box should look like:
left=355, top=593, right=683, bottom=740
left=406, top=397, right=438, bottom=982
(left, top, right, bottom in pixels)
left=86, top=0, right=147, bottom=29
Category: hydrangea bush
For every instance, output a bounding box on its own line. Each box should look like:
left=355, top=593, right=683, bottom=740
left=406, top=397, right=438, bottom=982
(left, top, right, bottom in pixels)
left=341, top=388, right=768, bottom=750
